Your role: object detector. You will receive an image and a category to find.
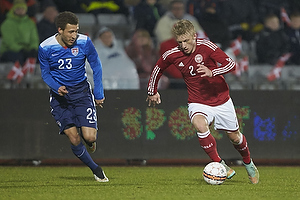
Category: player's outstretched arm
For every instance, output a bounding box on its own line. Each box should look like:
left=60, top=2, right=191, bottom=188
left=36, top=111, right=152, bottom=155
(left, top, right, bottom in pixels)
left=146, top=92, right=161, bottom=107
left=95, top=98, right=105, bottom=108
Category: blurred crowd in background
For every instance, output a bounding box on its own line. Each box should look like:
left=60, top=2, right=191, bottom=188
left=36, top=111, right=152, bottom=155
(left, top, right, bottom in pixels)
left=1, top=0, right=300, bottom=90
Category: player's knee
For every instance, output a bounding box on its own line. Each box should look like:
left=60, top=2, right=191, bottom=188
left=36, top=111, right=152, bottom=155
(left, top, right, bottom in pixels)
left=81, top=127, right=97, bottom=143
left=84, top=130, right=97, bottom=143
left=193, top=121, right=209, bottom=133
left=84, top=134, right=97, bottom=143
left=64, top=127, right=81, bottom=145
left=69, top=134, right=81, bottom=146
left=195, top=125, right=208, bottom=133
left=227, top=131, right=241, bottom=144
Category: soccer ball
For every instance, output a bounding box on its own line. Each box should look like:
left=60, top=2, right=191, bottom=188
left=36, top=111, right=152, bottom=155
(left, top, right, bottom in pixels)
left=203, top=162, right=227, bottom=185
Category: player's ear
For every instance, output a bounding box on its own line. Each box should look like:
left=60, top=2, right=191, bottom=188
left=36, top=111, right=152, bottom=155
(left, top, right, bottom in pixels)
left=194, top=33, right=197, bottom=40
left=58, top=27, right=63, bottom=35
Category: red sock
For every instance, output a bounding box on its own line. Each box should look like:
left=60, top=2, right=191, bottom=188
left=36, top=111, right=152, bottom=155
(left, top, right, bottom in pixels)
left=233, top=134, right=251, bottom=164
left=197, top=132, right=221, bottom=162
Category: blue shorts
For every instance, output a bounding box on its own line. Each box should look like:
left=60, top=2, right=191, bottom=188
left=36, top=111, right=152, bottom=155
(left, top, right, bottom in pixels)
left=50, top=80, right=98, bottom=134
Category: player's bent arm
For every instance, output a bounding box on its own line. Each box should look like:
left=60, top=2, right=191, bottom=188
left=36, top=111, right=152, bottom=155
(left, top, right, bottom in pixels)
left=38, top=48, right=62, bottom=94
left=58, top=86, right=68, bottom=96
left=210, top=49, right=236, bottom=76
left=196, top=64, right=213, bottom=77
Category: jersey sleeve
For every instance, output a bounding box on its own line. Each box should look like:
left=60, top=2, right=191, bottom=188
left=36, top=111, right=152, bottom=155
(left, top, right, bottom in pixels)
left=147, top=57, right=170, bottom=96
left=85, top=38, right=104, bottom=100
left=38, top=45, right=61, bottom=94
left=209, top=47, right=236, bottom=76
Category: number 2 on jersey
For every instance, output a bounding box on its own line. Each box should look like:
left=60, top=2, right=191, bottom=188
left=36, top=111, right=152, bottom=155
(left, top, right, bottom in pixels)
left=189, top=65, right=196, bottom=76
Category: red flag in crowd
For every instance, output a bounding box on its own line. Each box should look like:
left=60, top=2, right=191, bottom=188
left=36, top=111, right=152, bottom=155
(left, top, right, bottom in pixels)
left=267, top=53, right=292, bottom=81
left=7, top=61, right=24, bottom=83
left=230, top=36, right=242, bottom=56
left=22, top=57, right=36, bottom=74
left=281, top=7, right=291, bottom=27
left=232, top=56, right=249, bottom=77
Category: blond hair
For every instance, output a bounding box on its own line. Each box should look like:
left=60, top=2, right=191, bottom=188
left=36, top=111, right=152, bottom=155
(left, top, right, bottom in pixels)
left=171, top=19, right=196, bottom=38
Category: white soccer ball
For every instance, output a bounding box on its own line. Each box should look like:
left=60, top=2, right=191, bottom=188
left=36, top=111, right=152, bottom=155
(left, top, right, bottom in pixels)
left=203, top=162, right=227, bottom=185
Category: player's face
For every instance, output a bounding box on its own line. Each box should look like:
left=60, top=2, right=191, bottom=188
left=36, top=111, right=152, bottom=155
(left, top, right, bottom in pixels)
left=58, top=23, right=79, bottom=47
left=176, top=32, right=197, bottom=55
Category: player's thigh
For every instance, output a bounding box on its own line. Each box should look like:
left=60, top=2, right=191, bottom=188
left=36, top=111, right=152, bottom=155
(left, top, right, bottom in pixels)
left=191, top=114, right=210, bottom=133
left=214, top=98, right=239, bottom=131
left=74, top=97, right=98, bottom=129
left=188, top=103, right=214, bottom=131
left=50, top=95, right=75, bottom=134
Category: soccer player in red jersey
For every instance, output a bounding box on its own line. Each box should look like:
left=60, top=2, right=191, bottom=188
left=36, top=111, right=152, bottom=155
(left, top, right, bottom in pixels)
left=146, top=19, right=259, bottom=184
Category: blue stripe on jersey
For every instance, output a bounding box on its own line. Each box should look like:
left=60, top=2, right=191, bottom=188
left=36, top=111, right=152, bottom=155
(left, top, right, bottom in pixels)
left=38, top=34, right=104, bottom=100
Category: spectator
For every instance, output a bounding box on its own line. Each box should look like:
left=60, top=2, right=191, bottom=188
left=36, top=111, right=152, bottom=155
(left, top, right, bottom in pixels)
left=253, top=0, right=291, bottom=23
left=285, top=12, right=300, bottom=65
left=125, top=29, right=169, bottom=89
left=86, top=27, right=140, bottom=89
left=186, top=0, right=204, bottom=23
left=0, top=0, right=38, bottom=25
left=195, top=0, right=231, bottom=51
left=0, top=0, right=39, bottom=83
left=154, top=0, right=204, bottom=45
left=134, top=0, right=166, bottom=38
left=186, top=0, right=221, bottom=24
left=37, top=0, right=58, bottom=43
left=255, top=14, right=290, bottom=65
left=220, top=0, right=259, bottom=41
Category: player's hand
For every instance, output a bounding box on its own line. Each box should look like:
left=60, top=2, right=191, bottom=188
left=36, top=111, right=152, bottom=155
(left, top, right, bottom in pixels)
left=58, top=86, right=68, bottom=96
left=95, top=97, right=105, bottom=108
left=196, top=64, right=212, bottom=77
left=146, top=92, right=161, bottom=107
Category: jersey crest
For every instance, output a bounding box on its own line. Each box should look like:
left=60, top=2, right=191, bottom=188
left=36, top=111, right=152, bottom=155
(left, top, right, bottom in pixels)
left=194, top=54, right=203, bottom=63
left=71, top=48, right=79, bottom=56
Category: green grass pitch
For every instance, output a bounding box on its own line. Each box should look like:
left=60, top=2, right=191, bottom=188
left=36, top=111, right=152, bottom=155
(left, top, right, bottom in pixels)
left=0, top=165, right=299, bottom=200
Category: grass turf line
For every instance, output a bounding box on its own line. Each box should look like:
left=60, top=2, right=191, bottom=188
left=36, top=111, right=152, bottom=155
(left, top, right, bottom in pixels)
left=0, top=166, right=299, bottom=200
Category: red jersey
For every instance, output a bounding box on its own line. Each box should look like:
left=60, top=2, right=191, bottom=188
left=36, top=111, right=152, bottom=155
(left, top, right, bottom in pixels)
left=159, top=38, right=183, bottom=79
left=147, top=39, right=236, bottom=106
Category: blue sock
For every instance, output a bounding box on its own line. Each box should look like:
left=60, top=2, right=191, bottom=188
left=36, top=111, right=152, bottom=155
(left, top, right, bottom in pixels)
left=71, top=142, right=98, bottom=171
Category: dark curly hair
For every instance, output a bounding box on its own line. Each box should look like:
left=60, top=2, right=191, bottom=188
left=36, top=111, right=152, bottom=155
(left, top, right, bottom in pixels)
left=55, top=11, right=79, bottom=30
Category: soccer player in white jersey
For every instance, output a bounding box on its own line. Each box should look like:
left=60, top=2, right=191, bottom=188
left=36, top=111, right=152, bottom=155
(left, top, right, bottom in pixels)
left=38, top=11, right=108, bottom=182
left=146, top=19, right=259, bottom=184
